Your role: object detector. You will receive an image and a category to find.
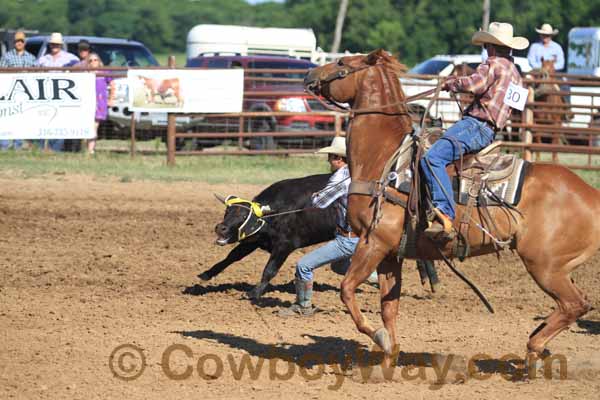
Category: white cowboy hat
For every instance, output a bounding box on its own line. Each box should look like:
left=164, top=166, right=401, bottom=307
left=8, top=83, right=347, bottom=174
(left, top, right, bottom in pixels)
left=536, top=23, right=559, bottom=36
left=48, top=32, right=63, bottom=45
left=472, top=22, right=529, bottom=50
left=316, top=136, right=346, bottom=157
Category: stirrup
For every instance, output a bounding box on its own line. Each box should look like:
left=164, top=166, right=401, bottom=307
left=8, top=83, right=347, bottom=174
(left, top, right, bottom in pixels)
left=424, top=208, right=455, bottom=241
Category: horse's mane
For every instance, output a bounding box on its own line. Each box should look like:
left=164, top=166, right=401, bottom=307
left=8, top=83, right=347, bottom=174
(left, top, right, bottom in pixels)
left=377, top=51, right=408, bottom=77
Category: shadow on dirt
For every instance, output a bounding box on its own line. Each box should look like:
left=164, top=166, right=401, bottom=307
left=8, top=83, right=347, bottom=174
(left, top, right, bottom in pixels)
left=175, top=329, right=546, bottom=381
left=575, top=319, right=600, bottom=335
left=183, top=280, right=350, bottom=298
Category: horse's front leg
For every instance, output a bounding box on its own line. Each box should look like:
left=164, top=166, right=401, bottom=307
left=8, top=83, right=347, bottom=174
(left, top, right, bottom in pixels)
left=340, top=238, right=391, bottom=351
left=377, top=258, right=403, bottom=361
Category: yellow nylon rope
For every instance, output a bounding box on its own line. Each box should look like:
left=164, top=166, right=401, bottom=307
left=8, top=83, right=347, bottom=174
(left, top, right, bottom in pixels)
left=224, top=197, right=264, bottom=218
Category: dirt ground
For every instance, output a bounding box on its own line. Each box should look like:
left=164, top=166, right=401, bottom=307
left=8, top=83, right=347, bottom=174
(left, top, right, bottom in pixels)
left=1, top=174, right=599, bottom=399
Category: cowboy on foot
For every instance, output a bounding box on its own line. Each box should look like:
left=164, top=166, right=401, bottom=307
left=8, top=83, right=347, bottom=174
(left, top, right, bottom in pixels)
left=279, top=137, right=378, bottom=317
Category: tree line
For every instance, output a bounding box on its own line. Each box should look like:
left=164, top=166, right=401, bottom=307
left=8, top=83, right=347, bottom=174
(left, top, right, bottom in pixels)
left=1, top=0, right=599, bottom=65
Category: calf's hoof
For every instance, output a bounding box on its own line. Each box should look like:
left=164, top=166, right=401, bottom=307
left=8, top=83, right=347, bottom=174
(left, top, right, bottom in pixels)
left=198, top=272, right=214, bottom=281
left=244, top=287, right=264, bottom=300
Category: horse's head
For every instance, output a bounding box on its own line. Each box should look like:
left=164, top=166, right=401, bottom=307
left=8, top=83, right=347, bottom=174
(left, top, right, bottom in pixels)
left=541, top=57, right=556, bottom=76
left=303, top=49, right=407, bottom=105
left=451, top=63, right=475, bottom=77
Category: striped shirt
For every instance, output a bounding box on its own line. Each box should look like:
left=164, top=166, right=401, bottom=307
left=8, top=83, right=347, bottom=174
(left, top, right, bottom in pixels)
left=0, top=49, right=36, bottom=67
left=445, top=56, right=522, bottom=129
left=311, top=165, right=352, bottom=233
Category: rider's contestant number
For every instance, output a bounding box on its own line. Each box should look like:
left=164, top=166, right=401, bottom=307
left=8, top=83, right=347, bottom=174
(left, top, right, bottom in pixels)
left=503, top=82, right=528, bottom=111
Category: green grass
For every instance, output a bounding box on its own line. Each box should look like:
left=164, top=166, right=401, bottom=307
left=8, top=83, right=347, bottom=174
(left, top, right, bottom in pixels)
left=154, top=52, right=187, bottom=67
left=0, top=149, right=598, bottom=188
left=0, top=150, right=328, bottom=185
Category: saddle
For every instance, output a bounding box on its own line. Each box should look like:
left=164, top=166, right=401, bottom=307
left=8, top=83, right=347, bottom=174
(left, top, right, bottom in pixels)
left=385, top=127, right=529, bottom=260
left=421, top=128, right=518, bottom=183
left=391, top=128, right=528, bottom=207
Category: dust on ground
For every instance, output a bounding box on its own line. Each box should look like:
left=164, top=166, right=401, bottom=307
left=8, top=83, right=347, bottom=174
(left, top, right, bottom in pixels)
left=1, top=175, right=599, bottom=399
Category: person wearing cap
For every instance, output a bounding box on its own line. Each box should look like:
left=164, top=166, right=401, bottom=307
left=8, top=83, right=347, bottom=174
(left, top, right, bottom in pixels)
left=72, top=39, right=91, bottom=67
left=0, top=31, right=36, bottom=68
left=527, top=23, right=565, bottom=71
left=421, top=22, right=528, bottom=241
left=37, top=32, right=78, bottom=68
left=0, top=31, right=36, bottom=150
left=279, top=136, right=377, bottom=316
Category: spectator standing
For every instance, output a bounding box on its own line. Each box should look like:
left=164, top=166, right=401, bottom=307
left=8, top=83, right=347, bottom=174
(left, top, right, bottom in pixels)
left=527, top=23, right=565, bottom=71
left=0, top=31, right=36, bottom=150
left=86, top=53, right=112, bottom=155
left=36, top=33, right=79, bottom=152
left=72, top=39, right=91, bottom=67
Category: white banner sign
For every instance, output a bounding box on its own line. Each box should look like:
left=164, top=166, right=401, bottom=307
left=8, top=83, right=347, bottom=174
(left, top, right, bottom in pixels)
left=128, top=69, right=244, bottom=113
left=0, top=73, right=96, bottom=139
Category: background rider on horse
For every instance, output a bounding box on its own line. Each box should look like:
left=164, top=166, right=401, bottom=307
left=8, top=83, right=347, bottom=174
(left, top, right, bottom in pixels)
left=421, top=22, right=529, bottom=241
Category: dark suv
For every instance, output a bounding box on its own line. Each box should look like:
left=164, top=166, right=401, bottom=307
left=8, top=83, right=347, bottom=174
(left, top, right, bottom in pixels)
left=24, top=35, right=158, bottom=67
left=185, top=55, right=336, bottom=149
left=25, top=35, right=160, bottom=140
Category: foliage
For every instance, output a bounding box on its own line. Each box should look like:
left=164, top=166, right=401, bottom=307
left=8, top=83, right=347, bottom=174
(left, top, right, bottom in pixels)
left=3, top=0, right=600, bottom=66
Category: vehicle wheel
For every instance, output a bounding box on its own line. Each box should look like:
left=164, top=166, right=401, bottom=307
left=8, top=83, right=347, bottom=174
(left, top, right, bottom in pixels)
left=247, top=118, right=276, bottom=150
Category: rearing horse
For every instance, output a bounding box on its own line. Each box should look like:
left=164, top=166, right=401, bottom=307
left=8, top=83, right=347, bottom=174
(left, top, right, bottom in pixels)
left=304, top=49, right=600, bottom=361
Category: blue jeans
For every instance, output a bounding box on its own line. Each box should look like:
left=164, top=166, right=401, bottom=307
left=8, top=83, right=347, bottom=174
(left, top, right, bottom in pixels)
left=48, top=139, right=64, bottom=152
left=296, top=234, right=359, bottom=281
left=0, top=140, right=23, bottom=150
left=420, top=116, right=495, bottom=220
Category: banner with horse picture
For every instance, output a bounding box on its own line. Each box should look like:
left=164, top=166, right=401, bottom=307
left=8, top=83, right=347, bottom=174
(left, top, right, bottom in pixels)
left=0, top=72, right=96, bottom=139
left=127, top=69, right=244, bottom=113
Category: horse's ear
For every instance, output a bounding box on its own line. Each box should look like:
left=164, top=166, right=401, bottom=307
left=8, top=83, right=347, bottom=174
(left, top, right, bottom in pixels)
left=366, top=49, right=386, bottom=65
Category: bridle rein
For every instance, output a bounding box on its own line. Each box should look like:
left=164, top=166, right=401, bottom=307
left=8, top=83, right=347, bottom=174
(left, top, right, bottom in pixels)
left=305, top=61, right=439, bottom=117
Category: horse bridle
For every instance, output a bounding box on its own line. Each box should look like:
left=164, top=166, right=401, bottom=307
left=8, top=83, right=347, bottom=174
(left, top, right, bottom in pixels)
left=305, top=61, right=439, bottom=117
left=305, top=62, right=376, bottom=112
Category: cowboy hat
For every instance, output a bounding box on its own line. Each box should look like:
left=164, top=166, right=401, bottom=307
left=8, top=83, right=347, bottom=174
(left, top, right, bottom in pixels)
left=536, top=23, right=559, bottom=36
left=316, top=136, right=346, bottom=157
left=48, top=32, right=63, bottom=45
left=472, top=22, right=529, bottom=50
left=14, top=31, right=26, bottom=41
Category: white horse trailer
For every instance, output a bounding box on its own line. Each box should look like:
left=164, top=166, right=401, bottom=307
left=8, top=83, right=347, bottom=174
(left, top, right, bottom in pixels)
left=186, top=24, right=317, bottom=61
left=566, top=27, right=600, bottom=142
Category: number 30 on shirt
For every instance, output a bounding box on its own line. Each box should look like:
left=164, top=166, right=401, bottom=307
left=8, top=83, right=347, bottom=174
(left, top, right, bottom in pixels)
left=503, top=82, right=528, bottom=111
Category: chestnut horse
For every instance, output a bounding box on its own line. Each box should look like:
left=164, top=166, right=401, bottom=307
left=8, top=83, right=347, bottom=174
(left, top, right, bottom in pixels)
left=304, top=49, right=600, bottom=361
left=533, top=59, right=570, bottom=146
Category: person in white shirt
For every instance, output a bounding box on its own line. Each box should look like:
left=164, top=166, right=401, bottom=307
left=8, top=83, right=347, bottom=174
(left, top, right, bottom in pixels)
left=527, top=23, right=565, bottom=71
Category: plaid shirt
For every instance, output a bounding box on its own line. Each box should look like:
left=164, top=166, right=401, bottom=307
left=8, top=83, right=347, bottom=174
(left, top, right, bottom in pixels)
left=0, top=49, right=36, bottom=67
left=445, top=56, right=522, bottom=129
left=311, top=165, right=352, bottom=233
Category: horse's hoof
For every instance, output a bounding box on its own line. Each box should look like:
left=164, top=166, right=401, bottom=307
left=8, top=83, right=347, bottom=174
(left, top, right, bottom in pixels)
left=373, top=328, right=392, bottom=355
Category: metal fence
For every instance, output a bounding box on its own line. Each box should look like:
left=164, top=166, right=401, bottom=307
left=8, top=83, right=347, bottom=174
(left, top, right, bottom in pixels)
left=1, top=64, right=599, bottom=170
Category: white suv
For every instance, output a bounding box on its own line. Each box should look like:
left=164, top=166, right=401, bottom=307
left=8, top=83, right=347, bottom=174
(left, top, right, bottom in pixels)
left=402, top=54, right=531, bottom=127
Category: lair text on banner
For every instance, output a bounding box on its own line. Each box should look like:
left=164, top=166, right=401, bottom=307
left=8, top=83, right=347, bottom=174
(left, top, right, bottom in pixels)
left=0, top=72, right=96, bottom=139
left=128, top=69, right=244, bottom=113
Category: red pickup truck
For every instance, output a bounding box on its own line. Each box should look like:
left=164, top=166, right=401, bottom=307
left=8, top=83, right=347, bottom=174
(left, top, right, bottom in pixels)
left=184, top=55, right=336, bottom=149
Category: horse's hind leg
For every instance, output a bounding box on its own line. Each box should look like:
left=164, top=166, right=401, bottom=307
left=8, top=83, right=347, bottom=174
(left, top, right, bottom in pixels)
left=521, top=259, right=592, bottom=356
left=340, top=242, right=387, bottom=350
left=378, top=258, right=403, bottom=357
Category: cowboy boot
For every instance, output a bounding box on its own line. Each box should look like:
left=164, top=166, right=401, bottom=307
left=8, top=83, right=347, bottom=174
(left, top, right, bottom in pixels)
left=278, top=278, right=319, bottom=317
left=424, top=208, right=455, bottom=241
